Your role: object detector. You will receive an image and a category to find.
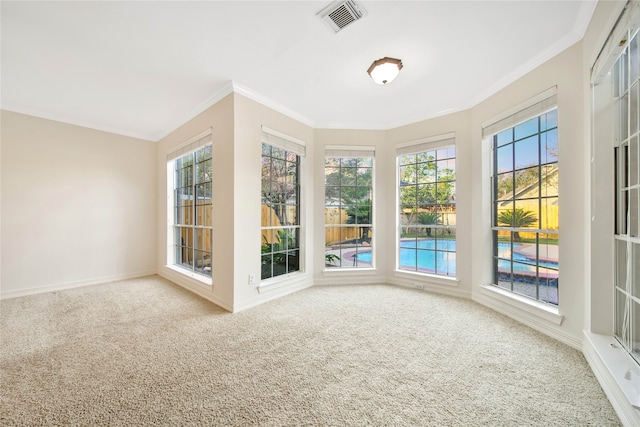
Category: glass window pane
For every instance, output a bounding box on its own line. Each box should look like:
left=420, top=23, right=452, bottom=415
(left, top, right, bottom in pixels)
left=622, top=92, right=630, bottom=141
left=261, top=254, right=273, bottom=279
left=496, top=129, right=513, bottom=146
left=622, top=50, right=629, bottom=93
left=541, top=129, right=558, bottom=165
left=436, top=250, right=456, bottom=276
left=340, top=168, right=356, bottom=186
left=399, top=165, right=416, bottom=184
left=514, top=200, right=539, bottom=230
left=515, top=135, right=539, bottom=169
left=495, top=172, right=514, bottom=200
left=515, top=118, right=538, bottom=140
left=496, top=144, right=513, bottom=173
left=400, top=228, right=417, bottom=248
left=286, top=152, right=298, bottom=162
left=631, top=35, right=639, bottom=84
left=400, top=154, right=415, bottom=165
left=540, top=109, right=558, bottom=131
left=615, top=289, right=627, bottom=339
left=495, top=202, right=513, bottom=228
left=631, top=188, right=639, bottom=237
left=631, top=82, right=639, bottom=135
left=541, top=197, right=559, bottom=231
left=426, top=183, right=438, bottom=205
left=285, top=250, right=299, bottom=273
left=271, top=146, right=285, bottom=160
left=631, top=136, right=639, bottom=187
left=633, top=243, right=640, bottom=298
left=616, top=238, right=629, bottom=291
left=417, top=151, right=436, bottom=163
left=436, top=159, right=455, bottom=180
left=418, top=162, right=436, bottom=184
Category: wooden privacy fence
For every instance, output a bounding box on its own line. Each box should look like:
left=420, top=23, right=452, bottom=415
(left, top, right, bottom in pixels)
left=261, top=204, right=297, bottom=244
left=496, top=205, right=559, bottom=240
left=324, top=207, right=360, bottom=244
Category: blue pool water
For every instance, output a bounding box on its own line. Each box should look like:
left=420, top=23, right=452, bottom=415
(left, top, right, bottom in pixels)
left=355, top=240, right=558, bottom=274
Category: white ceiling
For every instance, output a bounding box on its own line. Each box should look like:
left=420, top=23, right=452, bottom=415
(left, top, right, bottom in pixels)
left=1, top=1, right=597, bottom=142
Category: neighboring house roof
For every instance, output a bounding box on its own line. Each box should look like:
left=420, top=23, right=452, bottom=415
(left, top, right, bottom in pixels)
left=498, top=165, right=558, bottom=207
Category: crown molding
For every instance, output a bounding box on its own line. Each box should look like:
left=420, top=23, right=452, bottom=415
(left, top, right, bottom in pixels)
left=0, top=104, right=154, bottom=141
left=230, top=81, right=316, bottom=128
left=153, top=81, right=235, bottom=141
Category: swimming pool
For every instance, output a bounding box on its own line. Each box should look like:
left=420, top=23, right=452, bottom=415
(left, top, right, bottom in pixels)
left=354, top=240, right=558, bottom=274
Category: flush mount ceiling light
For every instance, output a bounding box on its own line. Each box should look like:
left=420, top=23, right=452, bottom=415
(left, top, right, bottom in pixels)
left=367, top=57, right=403, bottom=85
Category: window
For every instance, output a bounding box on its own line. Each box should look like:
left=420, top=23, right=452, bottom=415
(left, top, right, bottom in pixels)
left=487, top=93, right=559, bottom=305
left=611, top=23, right=640, bottom=364
left=260, top=128, right=305, bottom=281
left=168, top=131, right=213, bottom=278
left=324, top=146, right=375, bottom=269
left=397, top=135, right=456, bottom=276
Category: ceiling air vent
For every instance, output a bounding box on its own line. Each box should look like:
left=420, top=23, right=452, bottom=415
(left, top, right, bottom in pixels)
left=317, top=0, right=366, bottom=33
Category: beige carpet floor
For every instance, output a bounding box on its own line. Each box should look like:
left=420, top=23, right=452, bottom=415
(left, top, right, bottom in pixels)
left=1, top=275, right=621, bottom=426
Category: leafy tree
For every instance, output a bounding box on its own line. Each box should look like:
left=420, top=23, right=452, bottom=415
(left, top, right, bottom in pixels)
left=496, top=167, right=540, bottom=200
left=345, top=203, right=371, bottom=242
left=497, top=208, right=537, bottom=241
left=325, top=157, right=373, bottom=243
left=399, top=154, right=455, bottom=230
left=399, top=158, right=455, bottom=207
left=261, top=145, right=298, bottom=226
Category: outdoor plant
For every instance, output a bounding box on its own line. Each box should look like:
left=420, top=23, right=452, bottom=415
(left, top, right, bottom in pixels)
left=417, top=212, right=440, bottom=237
left=325, top=253, right=340, bottom=265
left=497, top=208, right=537, bottom=241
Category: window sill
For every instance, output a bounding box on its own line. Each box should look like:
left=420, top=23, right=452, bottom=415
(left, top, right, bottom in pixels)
left=394, top=269, right=459, bottom=287
left=323, top=268, right=377, bottom=276
left=479, top=284, right=563, bottom=325
left=584, top=331, right=640, bottom=416
left=165, top=265, right=212, bottom=287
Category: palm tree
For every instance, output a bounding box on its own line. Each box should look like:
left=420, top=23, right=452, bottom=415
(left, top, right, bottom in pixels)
left=497, top=208, right=537, bottom=241
left=417, top=212, right=440, bottom=237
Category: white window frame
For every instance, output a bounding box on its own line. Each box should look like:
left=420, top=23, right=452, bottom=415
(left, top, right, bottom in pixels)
left=260, top=126, right=306, bottom=284
left=592, top=0, right=640, bottom=365
left=324, top=145, right=376, bottom=270
left=396, top=133, right=457, bottom=278
left=483, top=88, right=559, bottom=306
left=166, top=128, right=213, bottom=285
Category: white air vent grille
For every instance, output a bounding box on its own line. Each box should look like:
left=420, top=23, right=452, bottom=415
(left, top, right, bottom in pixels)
left=317, top=0, right=366, bottom=33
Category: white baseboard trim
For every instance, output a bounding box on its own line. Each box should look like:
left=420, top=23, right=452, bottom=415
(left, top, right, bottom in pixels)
left=314, top=274, right=382, bottom=287
left=0, top=270, right=157, bottom=299
left=386, top=275, right=471, bottom=299
left=234, top=279, right=313, bottom=313
left=157, top=269, right=233, bottom=312
left=582, top=331, right=640, bottom=427
left=472, top=285, right=581, bottom=350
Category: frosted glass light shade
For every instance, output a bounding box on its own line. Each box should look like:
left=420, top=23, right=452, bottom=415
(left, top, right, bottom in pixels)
left=367, top=57, right=403, bottom=85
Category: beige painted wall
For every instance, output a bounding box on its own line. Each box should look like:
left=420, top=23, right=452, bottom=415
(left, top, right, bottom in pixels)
left=155, top=94, right=235, bottom=310
left=0, top=110, right=157, bottom=297
left=470, top=41, right=585, bottom=345
left=155, top=92, right=314, bottom=312
left=233, top=93, right=315, bottom=312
